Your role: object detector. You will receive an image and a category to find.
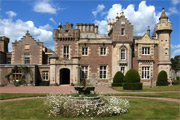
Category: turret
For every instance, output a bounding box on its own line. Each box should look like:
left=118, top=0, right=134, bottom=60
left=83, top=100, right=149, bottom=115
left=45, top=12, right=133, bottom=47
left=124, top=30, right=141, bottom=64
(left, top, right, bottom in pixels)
left=155, top=8, right=172, bottom=81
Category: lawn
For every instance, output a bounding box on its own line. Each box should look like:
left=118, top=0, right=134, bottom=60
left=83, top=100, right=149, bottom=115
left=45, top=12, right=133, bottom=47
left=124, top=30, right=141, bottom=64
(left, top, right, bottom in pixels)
left=112, top=85, right=180, bottom=92
left=105, top=92, right=180, bottom=99
left=0, top=93, right=47, bottom=100
left=0, top=98, right=179, bottom=120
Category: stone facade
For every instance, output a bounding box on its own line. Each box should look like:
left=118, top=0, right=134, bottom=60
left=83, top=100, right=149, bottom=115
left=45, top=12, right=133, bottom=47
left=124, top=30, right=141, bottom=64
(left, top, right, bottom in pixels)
left=0, top=8, right=172, bottom=86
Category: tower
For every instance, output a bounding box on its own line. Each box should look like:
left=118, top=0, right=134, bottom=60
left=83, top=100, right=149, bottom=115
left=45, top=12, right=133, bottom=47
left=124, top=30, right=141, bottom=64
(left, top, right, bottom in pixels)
left=155, top=8, right=172, bottom=80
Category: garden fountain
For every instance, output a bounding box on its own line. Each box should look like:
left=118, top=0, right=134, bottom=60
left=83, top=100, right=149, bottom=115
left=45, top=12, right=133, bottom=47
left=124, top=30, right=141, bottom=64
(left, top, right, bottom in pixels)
left=74, top=79, right=95, bottom=94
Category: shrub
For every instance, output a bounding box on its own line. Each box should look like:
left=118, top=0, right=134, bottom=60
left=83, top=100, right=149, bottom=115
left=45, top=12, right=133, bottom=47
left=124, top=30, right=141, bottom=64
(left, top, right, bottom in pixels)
left=156, top=71, right=168, bottom=86
left=40, top=81, right=50, bottom=86
left=123, top=69, right=142, bottom=90
left=124, top=69, right=140, bottom=83
left=123, top=83, right=143, bottom=90
left=44, top=93, right=130, bottom=117
left=112, top=71, right=124, bottom=87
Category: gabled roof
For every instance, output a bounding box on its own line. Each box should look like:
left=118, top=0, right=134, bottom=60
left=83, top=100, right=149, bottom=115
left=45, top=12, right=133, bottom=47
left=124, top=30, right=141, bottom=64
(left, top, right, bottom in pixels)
left=135, top=33, right=159, bottom=44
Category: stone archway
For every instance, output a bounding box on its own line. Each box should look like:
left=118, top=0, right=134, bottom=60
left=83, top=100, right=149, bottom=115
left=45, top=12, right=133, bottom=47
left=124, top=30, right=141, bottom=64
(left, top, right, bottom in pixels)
left=60, top=68, right=70, bottom=85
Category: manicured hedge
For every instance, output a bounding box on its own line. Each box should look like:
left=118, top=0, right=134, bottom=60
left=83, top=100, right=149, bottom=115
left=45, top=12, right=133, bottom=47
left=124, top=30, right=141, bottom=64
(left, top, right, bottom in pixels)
left=156, top=71, right=168, bottom=86
left=40, top=81, right=50, bottom=86
left=123, top=83, right=143, bottom=90
left=124, top=69, right=140, bottom=83
left=123, top=69, right=142, bottom=90
left=111, top=83, right=123, bottom=87
left=112, top=71, right=124, bottom=87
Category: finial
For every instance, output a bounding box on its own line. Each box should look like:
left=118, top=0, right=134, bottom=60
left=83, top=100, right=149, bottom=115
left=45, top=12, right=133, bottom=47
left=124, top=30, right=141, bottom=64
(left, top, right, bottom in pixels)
left=59, top=22, right=62, bottom=25
left=108, top=18, right=111, bottom=23
left=148, top=26, right=150, bottom=29
left=162, top=8, right=165, bottom=10
left=122, top=11, right=124, bottom=16
left=26, top=30, right=30, bottom=35
left=116, top=12, right=118, bottom=17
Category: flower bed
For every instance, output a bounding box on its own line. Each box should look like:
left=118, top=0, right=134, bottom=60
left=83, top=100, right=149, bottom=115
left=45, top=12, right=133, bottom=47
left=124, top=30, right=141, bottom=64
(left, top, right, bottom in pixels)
left=44, top=93, right=130, bottom=118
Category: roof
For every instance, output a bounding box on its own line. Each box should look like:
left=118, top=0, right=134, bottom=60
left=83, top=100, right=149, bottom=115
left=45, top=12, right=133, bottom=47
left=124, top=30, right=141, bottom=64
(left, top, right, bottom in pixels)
left=159, top=8, right=168, bottom=20
left=50, top=53, right=58, bottom=58
left=133, top=36, right=143, bottom=40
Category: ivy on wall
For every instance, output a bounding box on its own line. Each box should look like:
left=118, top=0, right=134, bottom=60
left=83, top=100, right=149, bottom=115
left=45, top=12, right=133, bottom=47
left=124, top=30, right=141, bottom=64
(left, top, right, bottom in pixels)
left=5, top=65, right=33, bottom=86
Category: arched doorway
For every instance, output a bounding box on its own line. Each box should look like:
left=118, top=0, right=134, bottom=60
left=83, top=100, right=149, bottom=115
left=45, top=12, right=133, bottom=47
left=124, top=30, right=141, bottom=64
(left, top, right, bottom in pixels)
left=60, top=68, right=70, bottom=85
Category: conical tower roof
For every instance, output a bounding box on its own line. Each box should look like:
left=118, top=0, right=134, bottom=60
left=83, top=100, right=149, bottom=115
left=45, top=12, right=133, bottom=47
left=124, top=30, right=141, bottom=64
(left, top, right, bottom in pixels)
left=159, top=8, right=168, bottom=20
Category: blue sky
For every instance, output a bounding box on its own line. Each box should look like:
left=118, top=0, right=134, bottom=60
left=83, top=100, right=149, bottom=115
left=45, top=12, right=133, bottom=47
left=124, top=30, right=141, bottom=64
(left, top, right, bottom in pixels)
left=0, top=0, right=179, bottom=57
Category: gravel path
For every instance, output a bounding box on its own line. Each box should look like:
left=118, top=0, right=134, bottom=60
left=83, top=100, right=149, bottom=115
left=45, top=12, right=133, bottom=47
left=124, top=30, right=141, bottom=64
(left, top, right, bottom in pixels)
left=0, top=96, right=179, bottom=103
left=0, top=86, right=177, bottom=94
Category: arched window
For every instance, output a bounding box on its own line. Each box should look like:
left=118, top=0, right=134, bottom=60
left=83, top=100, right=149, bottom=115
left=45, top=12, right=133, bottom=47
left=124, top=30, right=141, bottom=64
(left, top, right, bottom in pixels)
left=120, top=45, right=127, bottom=60
left=121, top=49, right=126, bottom=60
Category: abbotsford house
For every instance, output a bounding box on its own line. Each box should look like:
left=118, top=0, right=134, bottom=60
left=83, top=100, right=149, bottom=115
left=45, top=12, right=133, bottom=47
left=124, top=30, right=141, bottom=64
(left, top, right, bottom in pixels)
left=0, top=8, right=172, bottom=86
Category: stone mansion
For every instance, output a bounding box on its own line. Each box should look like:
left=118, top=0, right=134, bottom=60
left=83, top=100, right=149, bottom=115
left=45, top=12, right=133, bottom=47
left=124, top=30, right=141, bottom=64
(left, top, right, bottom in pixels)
left=0, top=8, right=172, bottom=86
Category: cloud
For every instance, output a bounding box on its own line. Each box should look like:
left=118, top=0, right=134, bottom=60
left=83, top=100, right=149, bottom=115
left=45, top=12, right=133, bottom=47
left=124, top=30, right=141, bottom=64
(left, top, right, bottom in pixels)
left=0, top=18, right=53, bottom=51
left=49, top=17, right=57, bottom=25
left=94, top=1, right=160, bottom=35
left=94, top=20, right=108, bottom=34
left=171, top=44, right=180, bottom=49
left=171, top=0, right=180, bottom=5
left=171, top=44, right=180, bottom=57
left=33, top=0, right=58, bottom=14
left=172, top=49, right=180, bottom=57
left=92, top=4, right=105, bottom=17
left=169, top=7, right=178, bottom=14
left=5, top=11, right=17, bottom=18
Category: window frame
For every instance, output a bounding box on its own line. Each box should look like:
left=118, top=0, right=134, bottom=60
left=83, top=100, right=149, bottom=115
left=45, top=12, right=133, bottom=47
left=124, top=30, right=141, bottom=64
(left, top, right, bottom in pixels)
left=13, top=69, right=22, bottom=81
left=100, top=47, right=106, bottom=56
left=81, top=66, right=88, bottom=79
left=100, top=66, right=107, bottom=79
left=42, top=71, right=49, bottom=81
left=142, top=47, right=150, bottom=55
left=165, top=48, right=168, bottom=55
left=121, top=49, right=126, bottom=60
left=121, top=28, right=125, bottom=36
left=63, top=45, right=69, bottom=59
left=120, top=67, right=125, bottom=74
left=82, top=47, right=88, bottom=56
left=142, top=67, right=150, bottom=79
left=24, top=53, right=30, bottom=64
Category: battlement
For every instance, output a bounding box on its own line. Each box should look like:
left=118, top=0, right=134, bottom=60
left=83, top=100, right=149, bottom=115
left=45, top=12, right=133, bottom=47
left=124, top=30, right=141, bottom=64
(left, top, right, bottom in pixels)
left=75, top=23, right=98, bottom=34
left=54, top=22, right=80, bottom=41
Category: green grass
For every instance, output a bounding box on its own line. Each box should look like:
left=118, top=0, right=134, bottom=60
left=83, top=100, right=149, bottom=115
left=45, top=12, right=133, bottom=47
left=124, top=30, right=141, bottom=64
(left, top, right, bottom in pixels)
left=112, top=85, right=180, bottom=92
left=105, top=92, right=180, bottom=99
left=0, top=93, right=47, bottom=100
left=0, top=98, right=179, bottom=120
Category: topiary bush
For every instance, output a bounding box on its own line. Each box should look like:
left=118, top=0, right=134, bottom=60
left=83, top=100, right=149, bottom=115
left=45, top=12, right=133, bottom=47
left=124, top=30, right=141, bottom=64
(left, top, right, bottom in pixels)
left=124, top=69, right=140, bottom=83
left=123, top=69, right=142, bottom=90
left=156, top=71, right=168, bottom=86
left=122, top=83, right=142, bottom=90
left=112, top=71, right=124, bottom=87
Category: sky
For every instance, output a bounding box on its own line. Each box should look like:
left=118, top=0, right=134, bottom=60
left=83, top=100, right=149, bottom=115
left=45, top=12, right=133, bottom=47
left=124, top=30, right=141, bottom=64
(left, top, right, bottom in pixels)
left=0, top=0, right=179, bottom=58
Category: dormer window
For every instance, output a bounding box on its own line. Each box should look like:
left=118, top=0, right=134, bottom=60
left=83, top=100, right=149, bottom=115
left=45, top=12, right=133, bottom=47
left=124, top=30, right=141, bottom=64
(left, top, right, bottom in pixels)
left=121, top=28, right=125, bottom=35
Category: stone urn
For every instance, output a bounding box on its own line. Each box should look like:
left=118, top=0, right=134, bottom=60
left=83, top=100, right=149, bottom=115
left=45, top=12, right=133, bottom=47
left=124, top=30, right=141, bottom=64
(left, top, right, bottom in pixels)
left=74, top=86, right=95, bottom=95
